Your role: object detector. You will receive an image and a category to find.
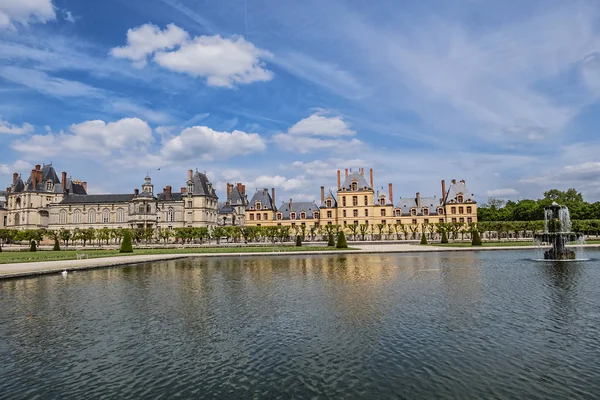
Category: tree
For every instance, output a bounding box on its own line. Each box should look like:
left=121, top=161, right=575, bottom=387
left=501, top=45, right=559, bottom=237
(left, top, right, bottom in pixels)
left=327, top=234, right=335, bottom=247
left=472, top=229, right=482, bottom=246
left=359, top=224, right=369, bottom=241
left=120, top=230, right=133, bottom=253
left=53, top=238, right=61, bottom=251
left=30, top=240, right=37, bottom=252
left=376, top=223, right=385, bottom=240
left=441, top=231, right=448, bottom=244
left=336, top=231, right=348, bottom=249
left=420, top=232, right=428, bottom=245
left=348, top=224, right=359, bottom=241
left=296, top=235, right=302, bottom=247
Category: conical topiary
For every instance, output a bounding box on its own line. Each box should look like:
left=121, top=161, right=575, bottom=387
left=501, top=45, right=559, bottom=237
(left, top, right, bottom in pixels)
left=420, top=232, right=428, bottom=245
left=472, top=230, right=482, bottom=246
left=327, top=234, right=335, bottom=247
left=30, top=240, right=37, bottom=252
left=336, top=231, right=348, bottom=249
left=296, top=235, right=302, bottom=247
left=53, top=238, right=61, bottom=251
left=120, top=230, right=133, bottom=253
left=441, top=231, right=449, bottom=244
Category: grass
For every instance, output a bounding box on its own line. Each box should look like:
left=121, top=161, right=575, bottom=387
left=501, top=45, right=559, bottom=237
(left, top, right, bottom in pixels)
left=428, top=242, right=536, bottom=247
left=0, top=246, right=352, bottom=265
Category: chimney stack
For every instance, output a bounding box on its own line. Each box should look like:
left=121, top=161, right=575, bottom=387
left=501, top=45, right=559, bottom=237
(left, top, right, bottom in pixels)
left=242, top=184, right=246, bottom=195
left=31, top=169, right=37, bottom=190
left=388, top=183, right=393, bottom=205
left=416, top=192, right=421, bottom=208
left=62, top=171, right=67, bottom=192
left=236, top=182, right=244, bottom=195
left=360, top=168, right=364, bottom=176
left=263, top=188, right=268, bottom=196
left=452, top=179, right=457, bottom=184
left=12, top=172, right=18, bottom=185
left=369, top=168, right=374, bottom=189
left=321, top=186, right=325, bottom=204
left=166, top=185, right=172, bottom=199
left=81, top=182, right=87, bottom=192
left=441, top=180, right=446, bottom=203
left=188, top=169, right=193, bottom=181
left=271, top=188, right=275, bottom=206
left=289, top=198, right=292, bottom=211
left=35, top=164, right=41, bottom=171
left=181, top=187, right=187, bottom=193
left=227, top=183, right=233, bottom=201
left=337, top=170, right=341, bottom=190
left=134, top=188, right=139, bottom=196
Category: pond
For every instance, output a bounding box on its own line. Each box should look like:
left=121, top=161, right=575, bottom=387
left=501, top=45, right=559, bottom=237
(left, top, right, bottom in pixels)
left=1, top=250, right=599, bottom=399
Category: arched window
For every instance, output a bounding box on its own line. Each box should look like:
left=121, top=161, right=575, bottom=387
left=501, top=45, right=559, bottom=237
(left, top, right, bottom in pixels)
left=291, top=212, right=296, bottom=220
left=457, top=194, right=464, bottom=203
left=300, top=212, right=306, bottom=219
left=15, top=197, right=21, bottom=208
left=73, top=209, right=82, bottom=224
left=313, top=211, right=319, bottom=219
left=380, top=198, right=385, bottom=206
left=167, top=207, right=174, bottom=222
left=395, top=210, right=401, bottom=217
left=423, top=208, right=429, bottom=216
left=146, top=204, right=151, bottom=214
left=88, top=209, right=95, bottom=224
left=59, top=210, right=67, bottom=224
left=326, top=199, right=332, bottom=207
left=117, top=208, right=125, bottom=223
left=276, top=213, right=282, bottom=220
left=351, top=181, right=358, bottom=191
left=102, top=209, right=110, bottom=223
left=46, top=182, right=53, bottom=192
left=14, top=212, right=20, bottom=226
left=256, top=201, right=261, bottom=210
left=139, top=205, right=145, bottom=214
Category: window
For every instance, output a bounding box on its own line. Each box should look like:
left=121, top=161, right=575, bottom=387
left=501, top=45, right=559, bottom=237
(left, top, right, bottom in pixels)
left=291, top=212, right=296, bottom=220
left=380, top=198, right=385, bottom=206
left=139, top=205, right=145, bottom=214
left=187, top=201, right=192, bottom=208
left=46, top=182, right=53, bottom=192
left=327, top=211, right=332, bottom=218
left=276, top=213, right=282, bottom=220
left=88, top=209, right=95, bottom=224
left=424, top=218, right=429, bottom=224
left=313, top=211, right=319, bottom=219
left=351, top=181, right=358, bottom=191
left=439, top=218, right=444, bottom=223
left=459, top=217, right=464, bottom=223
left=365, top=209, right=369, bottom=217
left=467, top=206, right=472, bottom=214
left=300, top=212, right=306, bottom=219
left=352, top=196, right=358, bottom=206
left=257, top=213, right=261, bottom=220
left=411, top=208, right=417, bottom=216
left=166, top=207, right=174, bottom=222
left=249, top=214, right=254, bottom=221
left=343, top=210, right=347, bottom=217
left=395, top=210, right=401, bottom=217
left=59, top=210, right=67, bottom=224
left=353, top=209, right=358, bottom=217
left=381, top=209, right=386, bottom=217
left=117, top=208, right=125, bottom=223
left=188, top=184, right=193, bottom=193
left=459, top=207, right=464, bottom=214
left=328, top=221, right=332, bottom=225
left=354, top=220, right=359, bottom=225
left=438, top=208, right=444, bottom=215
left=342, top=197, right=346, bottom=206
left=103, top=209, right=110, bottom=223
left=423, top=208, right=429, bottom=216
left=73, top=209, right=81, bottom=224
left=146, top=204, right=151, bottom=213
left=291, top=223, right=296, bottom=228
left=451, top=218, right=457, bottom=223
left=263, top=213, right=268, bottom=220
left=451, top=207, right=456, bottom=214
left=364, top=196, right=368, bottom=206
left=326, top=199, right=332, bottom=207
left=457, top=195, right=463, bottom=203
left=412, top=218, right=417, bottom=225
left=382, top=220, right=386, bottom=225
left=256, top=201, right=262, bottom=210
left=467, top=217, right=473, bottom=224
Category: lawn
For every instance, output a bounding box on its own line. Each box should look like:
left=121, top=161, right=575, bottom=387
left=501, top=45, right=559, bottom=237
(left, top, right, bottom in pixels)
left=0, top=246, right=350, bottom=264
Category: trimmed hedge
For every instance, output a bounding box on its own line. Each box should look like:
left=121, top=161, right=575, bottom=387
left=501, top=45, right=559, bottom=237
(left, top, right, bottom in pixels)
left=420, top=232, right=428, bottom=245
left=120, top=230, right=134, bottom=253
left=328, top=234, right=335, bottom=247
left=336, top=231, right=348, bottom=249
left=296, top=235, right=302, bottom=247
left=472, top=230, right=482, bottom=246
left=441, top=231, right=449, bottom=244
left=30, top=240, right=37, bottom=252
left=53, top=238, right=61, bottom=251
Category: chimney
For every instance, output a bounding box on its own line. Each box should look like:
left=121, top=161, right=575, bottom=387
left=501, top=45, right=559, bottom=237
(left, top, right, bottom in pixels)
left=460, top=179, right=465, bottom=184
left=441, top=180, right=446, bottom=203
left=31, top=169, right=37, bottom=190
left=321, top=186, right=325, bottom=204
left=241, top=184, right=246, bottom=195
left=360, top=168, right=364, bottom=176
left=35, top=164, right=41, bottom=171
left=166, top=185, right=172, bottom=200
left=388, top=183, right=393, bottom=204
left=289, top=198, right=292, bottom=211
left=271, top=188, right=275, bottom=206
left=236, top=182, right=244, bottom=195
left=345, top=168, right=348, bottom=178
left=181, top=187, right=187, bottom=193
left=452, top=179, right=457, bottom=184
left=227, top=183, right=233, bottom=201
left=188, top=169, right=193, bottom=181
left=37, top=170, right=43, bottom=184
left=62, top=171, right=67, bottom=192
left=369, top=168, right=374, bottom=189
left=263, top=188, right=268, bottom=196
left=337, top=170, right=341, bottom=190
left=416, top=192, right=421, bottom=208
left=134, top=188, right=139, bottom=196
left=12, top=172, right=18, bottom=185
left=81, top=182, right=87, bottom=192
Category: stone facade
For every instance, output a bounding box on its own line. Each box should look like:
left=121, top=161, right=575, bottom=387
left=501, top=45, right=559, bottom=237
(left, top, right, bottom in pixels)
left=217, top=183, right=248, bottom=226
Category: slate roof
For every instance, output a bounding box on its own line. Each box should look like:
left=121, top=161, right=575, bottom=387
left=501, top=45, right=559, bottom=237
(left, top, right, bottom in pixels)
left=60, top=194, right=134, bottom=204
left=246, top=189, right=275, bottom=211
left=277, top=201, right=320, bottom=220
left=218, top=204, right=235, bottom=214
left=189, top=172, right=218, bottom=199
left=444, top=180, right=476, bottom=204
left=229, top=186, right=247, bottom=206
left=11, top=164, right=87, bottom=195
left=320, top=189, right=338, bottom=208
left=340, top=171, right=371, bottom=191
left=395, top=196, right=442, bottom=216
left=156, top=193, right=184, bottom=202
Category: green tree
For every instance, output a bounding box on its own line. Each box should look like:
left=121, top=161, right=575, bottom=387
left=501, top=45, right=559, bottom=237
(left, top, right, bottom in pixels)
left=53, top=238, right=61, bottom=251
left=471, top=229, right=482, bottom=246
left=336, top=231, right=348, bottom=249
left=420, top=232, right=428, bottom=245
left=30, top=240, right=37, bottom=252
left=296, top=235, right=302, bottom=247
left=327, top=234, right=335, bottom=247
left=120, top=230, right=133, bottom=253
left=441, top=231, right=448, bottom=244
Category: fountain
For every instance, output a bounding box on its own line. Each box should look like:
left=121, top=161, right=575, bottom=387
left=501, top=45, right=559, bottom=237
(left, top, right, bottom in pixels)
left=534, top=202, right=584, bottom=260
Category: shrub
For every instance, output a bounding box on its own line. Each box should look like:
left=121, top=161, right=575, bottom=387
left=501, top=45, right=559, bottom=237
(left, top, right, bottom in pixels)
left=120, top=230, right=133, bottom=253
left=472, top=230, right=483, bottom=246
left=336, top=231, right=348, bottom=249
left=53, top=238, right=61, bottom=251
left=296, top=235, right=302, bottom=247
left=327, top=234, right=335, bottom=247
left=420, top=232, right=428, bottom=245
left=30, top=240, right=37, bottom=252
left=441, top=231, right=449, bottom=244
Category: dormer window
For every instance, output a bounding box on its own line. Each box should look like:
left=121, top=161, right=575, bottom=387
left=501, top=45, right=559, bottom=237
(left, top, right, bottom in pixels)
left=351, top=181, right=358, bottom=191
left=300, top=212, right=306, bottom=219
left=256, top=201, right=262, bottom=210
left=313, top=211, right=319, bottom=219
left=395, top=210, right=401, bottom=217
left=188, top=184, right=193, bottom=193
left=276, top=213, right=282, bottom=220
left=326, top=199, right=332, bottom=207
left=291, top=212, right=296, bottom=220
left=457, top=194, right=464, bottom=203
left=46, top=182, right=53, bottom=192
left=423, top=208, right=429, bottom=216
left=379, top=198, right=385, bottom=206
left=411, top=208, right=417, bottom=216
left=438, top=207, right=444, bottom=215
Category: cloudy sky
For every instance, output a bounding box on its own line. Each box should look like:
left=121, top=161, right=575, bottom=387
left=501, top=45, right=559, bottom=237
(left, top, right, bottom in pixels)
left=2, top=0, right=600, bottom=204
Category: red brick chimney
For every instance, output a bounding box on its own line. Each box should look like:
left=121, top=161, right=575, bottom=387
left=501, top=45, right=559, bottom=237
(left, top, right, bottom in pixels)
left=388, top=183, right=393, bottom=204
left=345, top=168, right=348, bottom=178
left=62, top=171, right=67, bottom=192
left=321, top=186, right=325, bottom=204
left=369, top=168, right=374, bottom=189
left=337, top=170, right=341, bottom=190
left=188, top=169, right=193, bottom=181
left=227, top=183, right=233, bottom=201
left=31, top=169, right=37, bottom=190
left=166, top=185, right=172, bottom=200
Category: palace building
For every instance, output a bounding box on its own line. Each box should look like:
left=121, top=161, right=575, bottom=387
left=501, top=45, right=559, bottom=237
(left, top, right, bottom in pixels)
left=4, top=164, right=219, bottom=231
left=244, top=168, right=477, bottom=229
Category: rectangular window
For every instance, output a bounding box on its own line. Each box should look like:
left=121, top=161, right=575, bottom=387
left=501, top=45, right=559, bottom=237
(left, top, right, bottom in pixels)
left=451, top=207, right=456, bottom=214
left=263, top=213, right=268, bottom=220
left=354, top=220, right=359, bottom=225
left=343, top=221, right=347, bottom=226
left=381, top=209, right=386, bottom=217
left=382, top=220, right=386, bottom=225
left=292, top=223, right=296, bottom=228
left=277, top=223, right=282, bottom=226
left=342, top=197, right=346, bottom=206
left=353, top=209, right=358, bottom=217
left=187, top=201, right=192, bottom=208
left=249, top=214, right=254, bottom=220
left=467, top=206, right=472, bottom=214
left=257, top=213, right=261, bottom=220
left=452, top=218, right=457, bottom=223
left=467, top=217, right=473, bottom=223
left=343, top=210, right=347, bottom=217
left=352, top=196, right=358, bottom=206
left=327, top=211, right=332, bottom=218
left=423, top=208, right=429, bottom=216
left=364, top=196, right=368, bottom=206
left=411, top=209, right=417, bottom=216
left=459, top=207, right=464, bottom=214
left=459, top=217, right=464, bottom=223
left=439, top=218, right=444, bottom=223
left=412, top=219, right=417, bottom=225
left=365, top=209, right=369, bottom=217
left=328, top=221, right=332, bottom=225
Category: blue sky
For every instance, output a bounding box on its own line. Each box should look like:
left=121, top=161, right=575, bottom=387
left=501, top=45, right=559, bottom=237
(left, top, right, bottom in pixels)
left=2, top=0, right=600, bottom=204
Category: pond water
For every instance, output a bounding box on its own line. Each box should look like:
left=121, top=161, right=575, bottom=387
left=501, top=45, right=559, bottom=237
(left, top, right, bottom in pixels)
left=1, top=250, right=600, bottom=399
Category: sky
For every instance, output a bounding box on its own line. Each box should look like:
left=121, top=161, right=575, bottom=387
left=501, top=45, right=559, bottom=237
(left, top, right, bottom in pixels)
left=2, top=0, right=600, bottom=204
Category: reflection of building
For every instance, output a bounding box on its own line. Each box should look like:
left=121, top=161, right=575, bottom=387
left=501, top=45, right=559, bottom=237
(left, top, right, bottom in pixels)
left=218, top=183, right=248, bottom=226
left=4, top=164, right=219, bottom=231
left=245, top=168, right=478, bottom=228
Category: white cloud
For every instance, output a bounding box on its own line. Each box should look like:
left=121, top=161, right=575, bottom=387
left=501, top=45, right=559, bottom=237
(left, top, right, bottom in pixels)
left=0, top=160, right=31, bottom=176
left=0, top=66, right=103, bottom=98
left=11, top=118, right=153, bottom=158
left=252, top=175, right=307, bottom=191
left=0, top=0, right=55, bottom=29
left=274, top=134, right=363, bottom=153
left=111, top=23, right=273, bottom=87
left=288, top=113, right=355, bottom=137
left=0, top=118, right=34, bottom=135
left=485, top=188, right=520, bottom=197
left=160, top=126, right=267, bottom=161
left=108, top=100, right=170, bottom=124
left=63, top=10, right=74, bottom=23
